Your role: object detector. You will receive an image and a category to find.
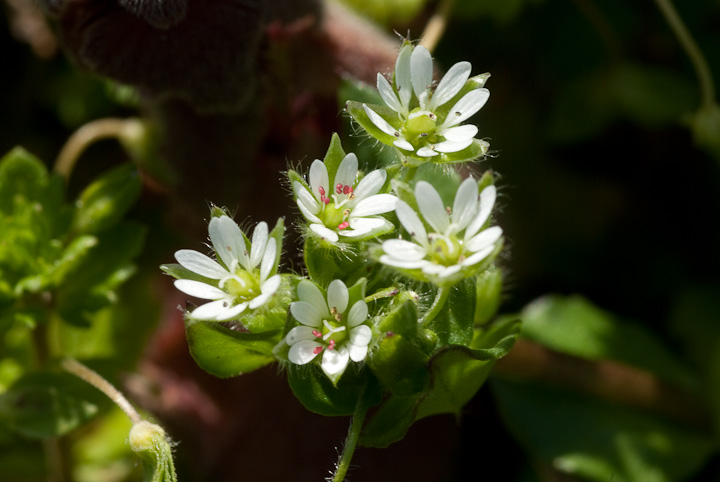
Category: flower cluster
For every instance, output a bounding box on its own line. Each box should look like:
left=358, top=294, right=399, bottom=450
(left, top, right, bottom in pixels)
left=170, top=215, right=282, bottom=321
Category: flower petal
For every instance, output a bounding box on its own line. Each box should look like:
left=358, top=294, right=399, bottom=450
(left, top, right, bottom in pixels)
left=452, top=177, right=479, bottom=232
left=430, top=61, right=471, bottom=110
left=259, top=238, right=277, bottom=282
left=382, top=239, right=427, bottom=261
left=286, top=326, right=318, bottom=345
left=214, top=302, right=249, bottom=321
left=395, top=43, right=413, bottom=109
left=294, top=181, right=320, bottom=215
left=327, top=279, right=349, bottom=314
left=348, top=343, right=369, bottom=362
left=437, top=265, right=462, bottom=279
left=417, top=147, right=439, bottom=157
left=297, top=279, right=330, bottom=317
left=415, top=181, right=450, bottom=233
left=297, top=198, right=323, bottom=224
left=321, top=346, right=350, bottom=376
left=377, top=73, right=404, bottom=114
left=309, top=223, right=339, bottom=243
left=309, top=159, right=329, bottom=202
left=441, top=124, right=478, bottom=142
left=289, top=339, right=322, bottom=365
left=352, top=194, right=397, bottom=217
left=378, top=255, right=429, bottom=270
left=393, top=138, right=414, bottom=151
left=461, top=245, right=494, bottom=267
left=353, top=169, right=386, bottom=202
left=410, top=45, right=433, bottom=102
left=421, top=263, right=445, bottom=275
left=208, top=216, right=249, bottom=271
left=349, top=324, right=372, bottom=345
left=340, top=217, right=386, bottom=237
left=174, top=279, right=227, bottom=300
left=335, top=153, right=358, bottom=189
left=362, top=104, right=400, bottom=138
left=249, top=221, right=268, bottom=268
left=432, top=138, right=473, bottom=153
left=290, top=300, right=322, bottom=327
left=441, top=88, right=490, bottom=128
left=466, top=226, right=503, bottom=252
left=465, top=185, right=497, bottom=241
left=347, top=301, right=368, bottom=327
left=175, top=250, right=229, bottom=280
left=189, top=299, right=241, bottom=321
left=395, top=200, right=428, bottom=246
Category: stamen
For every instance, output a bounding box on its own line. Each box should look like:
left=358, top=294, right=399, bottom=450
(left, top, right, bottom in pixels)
left=330, top=307, right=338, bottom=316
left=338, top=221, right=349, bottom=230
left=321, top=195, right=330, bottom=205
left=455, top=111, right=462, bottom=116
left=446, top=206, right=452, bottom=214
left=318, top=186, right=326, bottom=196
left=343, top=185, right=352, bottom=195
left=420, top=133, right=428, bottom=137
left=328, top=340, right=336, bottom=350
left=394, top=131, right=400, bottom=137
left=336, top=183, right=343, bottom=194
left=312, top=329, right=322, bottom=337
left=312, top=346, right=323, bottom=355
left=429, top=113, right=436, bottom=120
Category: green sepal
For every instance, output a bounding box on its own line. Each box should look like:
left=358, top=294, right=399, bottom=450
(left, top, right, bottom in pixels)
left=302, top=235, right=364, bottom=288
left=0, top=371, right=108, bottom=438
left=184, top=319, right=277, bottom=378
left=473, top=265, right=503, bottom=326
left=399, top=139, right=489, bottom=167
left=429, top=279, right=477, bottom=346
left=73, top=163, right=141, bottom=234
left=129, top=421, right=178, bottom=482
left=287, top=364, right=379, bottom=416
left=267, top=218, right=285, bottom=278
left=159, top=263, right=216, bottom=286
left=360, top=393, right=420, bottom=448
left=346, top=101, right=400, bottom=147
left=322, top=133, right=347, bottom=186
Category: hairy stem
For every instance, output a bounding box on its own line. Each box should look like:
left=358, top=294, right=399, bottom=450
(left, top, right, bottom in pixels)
left=332, top=388, right=369, bottom=482
left=653, top=0, right=716, bottom=107
left=61, top=358, right=142, bottom=425
left=421, top=287, right=449, bottom=325
left=420, top=0, right=456, bottom=54
left=54, top=118, right=136, bottom=181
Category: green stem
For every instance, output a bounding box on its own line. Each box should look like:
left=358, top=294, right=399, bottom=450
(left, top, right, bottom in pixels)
left=653, top=0, right=716, bottom=107
left=421, top=287, right=449, bottom=326
left=61, top=358, right=142, bottom=424
left=332, top=388, right=369, bottom=482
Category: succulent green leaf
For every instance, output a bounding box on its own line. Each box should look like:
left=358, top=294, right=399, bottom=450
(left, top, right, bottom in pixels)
left=360, top=393, right=420, bottom=448
left=287, top=365, right=377, bottom=416
left=185, top=320, right=277, bottom=378
left=73, top=163, right=141, bottom=234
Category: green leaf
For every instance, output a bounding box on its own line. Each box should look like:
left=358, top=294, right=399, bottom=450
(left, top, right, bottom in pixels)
left=360, top=393, right=420, bottom=448
left=73, top=163, right=141, bottom=234
left=0, top=147, right=49, bottom=215
left=287, top=364, right=375, bottom=416
left=185, top=320, right=277, bottom=378
left=428, top=279, right=477, bottom=346
left=302, top=235, right=364, bottom=288
left=0, top=372, right=107, bottom=438
left=492, top=379, right=716, bottom=482
left=520, top=295, right=696, bottom=390
left=474, top=265, right=503, bottom=326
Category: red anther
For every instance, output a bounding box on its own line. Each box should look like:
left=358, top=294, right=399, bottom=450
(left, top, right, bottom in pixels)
left=328, top=340, right=336, bottom=350
left=338, top=221, right=349, bottom=230
left=343, top=185, right=351, bottom=195
left=386, top=331, right=395, bottom=338
left=335, top=183, right=343, bottom=194
left=312, top=330, right=322, bottom=337
left=318, top=186, right=326, bottom=196
left=322, top=196, right=330, bottom=205
left=312, top=346, right=323, bottom=355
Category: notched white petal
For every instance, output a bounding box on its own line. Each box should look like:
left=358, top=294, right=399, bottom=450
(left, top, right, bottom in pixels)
left=249, top=221, right=268, bottom=268
left=393, top=138, right=414, bottom=151
left=174, top=250, right=228, bottom=280
left=174, top=279, right=227, bottom=300
left=286, top=326, right=317, bottom=345
left=430, top=61, right=472, bottom=109
left=382, top=239, right=427, bottom=261
left=297, top=279, right=330, bottom=317
left=353, top=169, right=386, bottom=202
left=309, top=159, right=329, bottom=202
left=208, top=216, right=248, bottom=271
left=416, top=147, right=439, bottom=157
left=441, top=124, right=478, bottom=142
left=335, top=153, right=358, bottom=189
left=309, top=223, right=339, bottom=243
left=327, top=279, right=349, bottom=314
left=290, top=300, right=322, bottom=327
left=349, top=324, right=372, bottom=345
left=348, top=343, right=369, bottom=362
left=415, top=181, right=450, bottom=233
left=465, top=185, right=497, bottom=240
left=466, top=226, right=503, bottom=252
left=352, top=194, right=397, bottom=217
left=432, top=139, right=473, bottom=153
left=289, top=339, right=322, bottom=364
left=362, top=104, right=400, bottom=138
left=410, top=45, right=433, bottom=100
left=259, top=238, right=277, bottom=282
left=321, top=347, right=350, bottom=376
left=347, top=301, right=369, bottom=327
left=395, top=200, right=427, bottom=245
left=441, top=88, right=490, bottom=128
left=377, top=73, right=403, bottom=113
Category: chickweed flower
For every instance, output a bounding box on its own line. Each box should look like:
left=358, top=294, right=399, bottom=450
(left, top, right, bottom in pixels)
left=348, top=41, right=490, bottom=165
left=292, top=152, right=397, bottom=243
left=380, top=177, right=502, bottom=286
left=172, top=215, right=282, bottom=321
left=285, top=279, right=373, bottom=382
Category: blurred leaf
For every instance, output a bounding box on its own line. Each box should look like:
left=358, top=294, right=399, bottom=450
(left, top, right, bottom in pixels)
left=185, top=320, right=277, bottom=378
left=338, top=0, right=427, bottom=24
left=454, top=0, right=530, bottom=23
left=688, top=103, right=720, bottom=163
left=0, top=147, right=49, bottom=214
left=0, top=372, right=107, bottom=439
left=492, top=379, right=716, bottom=482
left=73, top=163, right=141, bottom=234
left=520, top=295, right=696, bottom=390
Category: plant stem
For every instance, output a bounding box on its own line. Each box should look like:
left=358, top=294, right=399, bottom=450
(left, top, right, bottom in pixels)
left=332, top=388, right=369, bottom=482
left=54, top=118, right=133, bottom=181
left=421, top=287, right=449, bottom=325
left=420, top=0, right=456, bottom=54
left=61, top=358, right=142, bottom=425
left=653, top=0, right=716, bottom=108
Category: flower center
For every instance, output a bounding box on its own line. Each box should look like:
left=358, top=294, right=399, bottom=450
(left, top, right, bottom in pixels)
left=318, top=184, right=355, bottom=230
left=224, top=270, right=261, bottom=301
left=311, top=308, right=348, bottom=351
left=406, top=108, right=437, bottom=138
left=428, top=234, right=463, bottom=266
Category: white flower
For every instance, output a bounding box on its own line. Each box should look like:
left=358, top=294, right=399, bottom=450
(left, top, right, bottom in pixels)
left=286, top=279, right=372, bottom=381
left=363, top=42, right=489, bottom=159
left=380, top=178, right=502, bottom=285
left=293, top=152, right=397, bottom=243
left=173, top=216, right=281, bottom=321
